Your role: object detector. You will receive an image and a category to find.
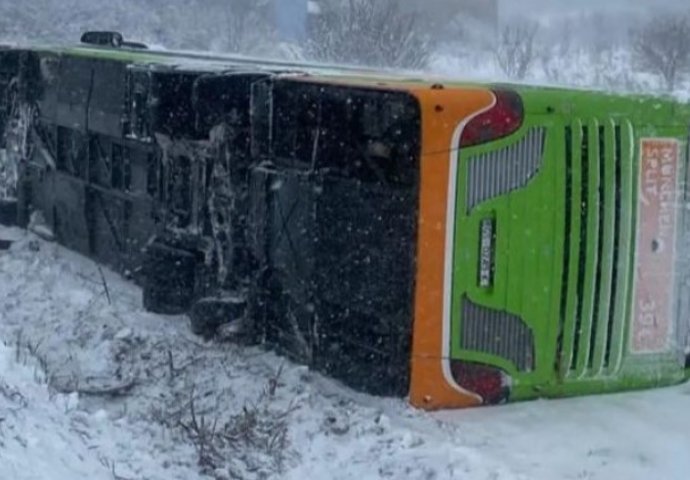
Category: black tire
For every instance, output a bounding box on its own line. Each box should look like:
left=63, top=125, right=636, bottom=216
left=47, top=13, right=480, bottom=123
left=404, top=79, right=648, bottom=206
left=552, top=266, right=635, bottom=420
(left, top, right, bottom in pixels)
left=0, top=198, right=17, bottom=226
left=189, top=296, right=247, bottom=338
left=142, top=241, right=197, bottom=315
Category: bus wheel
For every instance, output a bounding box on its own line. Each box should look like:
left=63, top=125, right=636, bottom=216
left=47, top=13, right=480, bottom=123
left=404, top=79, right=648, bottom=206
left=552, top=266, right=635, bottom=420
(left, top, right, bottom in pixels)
left=189, top=296, right=247, bottom=338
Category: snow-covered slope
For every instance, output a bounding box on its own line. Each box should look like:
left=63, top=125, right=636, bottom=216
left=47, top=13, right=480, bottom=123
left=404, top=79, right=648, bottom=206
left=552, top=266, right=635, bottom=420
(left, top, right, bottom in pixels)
left=0, top=225, right=689, bottom=480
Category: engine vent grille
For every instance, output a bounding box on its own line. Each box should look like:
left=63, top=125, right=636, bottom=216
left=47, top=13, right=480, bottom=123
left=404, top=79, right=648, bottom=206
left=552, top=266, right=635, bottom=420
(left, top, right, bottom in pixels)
left=557, top=119, right=635, bottom=378
left=461, top=296, right=535, bottom=372
left=466, top=127, right=546, bottom=212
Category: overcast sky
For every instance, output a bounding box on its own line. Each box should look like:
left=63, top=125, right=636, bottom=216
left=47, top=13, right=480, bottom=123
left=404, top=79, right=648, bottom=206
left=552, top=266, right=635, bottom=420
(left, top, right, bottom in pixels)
left=502, top=0, right=686, bottom=16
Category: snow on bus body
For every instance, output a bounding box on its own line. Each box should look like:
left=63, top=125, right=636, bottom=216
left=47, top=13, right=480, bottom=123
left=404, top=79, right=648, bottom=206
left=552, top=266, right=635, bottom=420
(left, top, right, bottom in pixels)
left=1, top=37, right=689, bottom=410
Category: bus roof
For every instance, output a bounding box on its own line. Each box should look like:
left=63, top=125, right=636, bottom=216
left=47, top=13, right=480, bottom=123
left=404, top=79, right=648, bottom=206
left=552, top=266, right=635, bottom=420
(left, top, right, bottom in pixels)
left=3, top=41, right=687, bottom=116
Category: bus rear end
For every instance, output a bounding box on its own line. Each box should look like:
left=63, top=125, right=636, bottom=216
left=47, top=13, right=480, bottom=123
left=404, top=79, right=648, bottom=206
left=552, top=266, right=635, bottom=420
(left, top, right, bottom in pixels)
left=248, top=78, right=689, bottom=409
left=409, top=86, right=690, bottom=408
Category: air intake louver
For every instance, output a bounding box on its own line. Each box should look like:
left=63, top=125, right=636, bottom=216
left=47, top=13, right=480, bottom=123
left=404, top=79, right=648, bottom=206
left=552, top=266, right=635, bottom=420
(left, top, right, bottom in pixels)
left=461, top=296, right=535, bottom=372
left=466, top=127, right=546, bottom=212
left=558, top=119, right=635, bottom=378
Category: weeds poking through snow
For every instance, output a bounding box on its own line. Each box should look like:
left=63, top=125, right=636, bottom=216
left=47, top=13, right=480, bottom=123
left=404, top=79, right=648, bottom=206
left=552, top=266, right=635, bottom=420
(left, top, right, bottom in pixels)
left=97, top=265, right=112, bottom=306
left=12, top=329, right=49, bottom=384
left=99, top=455, right=135, bottom=480
left=266, top=363, right=284, bottom=398
left=0, top=379, right=27, bottom=408
left=176, top=366, right=300, bottom=479
left=178, top=390, right=222, bottom=473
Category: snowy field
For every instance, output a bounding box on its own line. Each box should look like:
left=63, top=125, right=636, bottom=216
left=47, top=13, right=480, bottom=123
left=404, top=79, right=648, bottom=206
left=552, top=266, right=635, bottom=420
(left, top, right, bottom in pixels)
left=1, top=225, right=689, bottom=480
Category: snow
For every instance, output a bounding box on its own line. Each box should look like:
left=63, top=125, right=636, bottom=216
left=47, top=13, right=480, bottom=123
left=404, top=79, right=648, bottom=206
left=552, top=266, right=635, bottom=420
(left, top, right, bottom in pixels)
left=3, top=0, right=690, bottom=476
left=307, top=1, right=321, bottom=15
left=1, top=225, right=689, bottom=480
left=0, top=341, right=109, bottom=480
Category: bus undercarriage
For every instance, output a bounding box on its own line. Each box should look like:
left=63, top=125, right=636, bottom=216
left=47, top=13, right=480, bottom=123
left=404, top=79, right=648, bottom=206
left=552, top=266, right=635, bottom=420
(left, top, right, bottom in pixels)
left=0, top=46, right=421, bottom=397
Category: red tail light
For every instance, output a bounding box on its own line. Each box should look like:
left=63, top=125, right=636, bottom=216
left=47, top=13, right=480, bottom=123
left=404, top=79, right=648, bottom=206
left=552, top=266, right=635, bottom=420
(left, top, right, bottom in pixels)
left=450, top=361, right=510, bottom=405
left=460, top=89, right=524, bottom=148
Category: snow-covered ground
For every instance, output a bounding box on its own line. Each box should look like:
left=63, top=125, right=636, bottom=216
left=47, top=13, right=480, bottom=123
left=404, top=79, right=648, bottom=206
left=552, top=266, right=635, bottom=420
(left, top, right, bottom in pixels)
left=1, top=225, right=689, bottom=480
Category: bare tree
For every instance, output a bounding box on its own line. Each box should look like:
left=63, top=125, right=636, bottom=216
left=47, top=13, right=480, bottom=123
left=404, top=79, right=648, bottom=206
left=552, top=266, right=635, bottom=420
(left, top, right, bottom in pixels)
left=149, top=0, right=276, bottom=54
left=0, top=0, right=277, bottom=53
left=631, top=14, right=690, bottom=91
left=494, top=21, right=539, bottom=80
left=307, top=0, right=432, bottom=70
left=216, top=0, right=275, bottom=54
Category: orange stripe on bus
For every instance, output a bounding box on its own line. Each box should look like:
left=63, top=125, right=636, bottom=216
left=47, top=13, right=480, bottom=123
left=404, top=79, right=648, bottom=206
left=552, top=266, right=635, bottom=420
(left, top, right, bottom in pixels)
left=408, top=87, right=495, bottom=409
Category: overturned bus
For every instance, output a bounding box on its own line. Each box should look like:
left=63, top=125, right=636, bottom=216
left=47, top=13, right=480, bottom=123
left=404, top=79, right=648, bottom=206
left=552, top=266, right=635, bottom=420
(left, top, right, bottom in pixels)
left=0, top=33, right=689, bottom=409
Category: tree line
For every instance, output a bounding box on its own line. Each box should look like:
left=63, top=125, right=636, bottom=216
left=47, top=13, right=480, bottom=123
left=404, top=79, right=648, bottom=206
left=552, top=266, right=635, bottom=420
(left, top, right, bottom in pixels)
left=1, top=0, right=689, bottom=93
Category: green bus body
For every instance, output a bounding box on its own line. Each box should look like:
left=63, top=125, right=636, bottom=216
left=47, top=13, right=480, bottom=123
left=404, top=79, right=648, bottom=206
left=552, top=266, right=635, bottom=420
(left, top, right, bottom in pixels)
left=454, top=88, right=690, bottom=401
left=2, top=39, right=689, bottom=405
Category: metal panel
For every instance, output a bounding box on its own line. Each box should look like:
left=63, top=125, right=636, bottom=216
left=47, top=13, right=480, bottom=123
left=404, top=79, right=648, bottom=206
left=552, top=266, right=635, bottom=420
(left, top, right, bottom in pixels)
left=591, top=119, right=618, bottom=373
left=558, top=118, right=635, bottom=379
left=572, top=119, right=601, bottom=377
left=461, top=296, right=535, bottom=372
left=466, top=127, right=546, bottom=212
left=607, top=120, right=637, bottom=374
left=559, top=119, right=584, bottom=377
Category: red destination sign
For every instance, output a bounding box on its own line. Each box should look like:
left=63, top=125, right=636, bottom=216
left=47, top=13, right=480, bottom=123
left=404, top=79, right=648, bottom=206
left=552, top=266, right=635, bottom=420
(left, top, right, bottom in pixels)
left=632, top=138, right=680, bottom=353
